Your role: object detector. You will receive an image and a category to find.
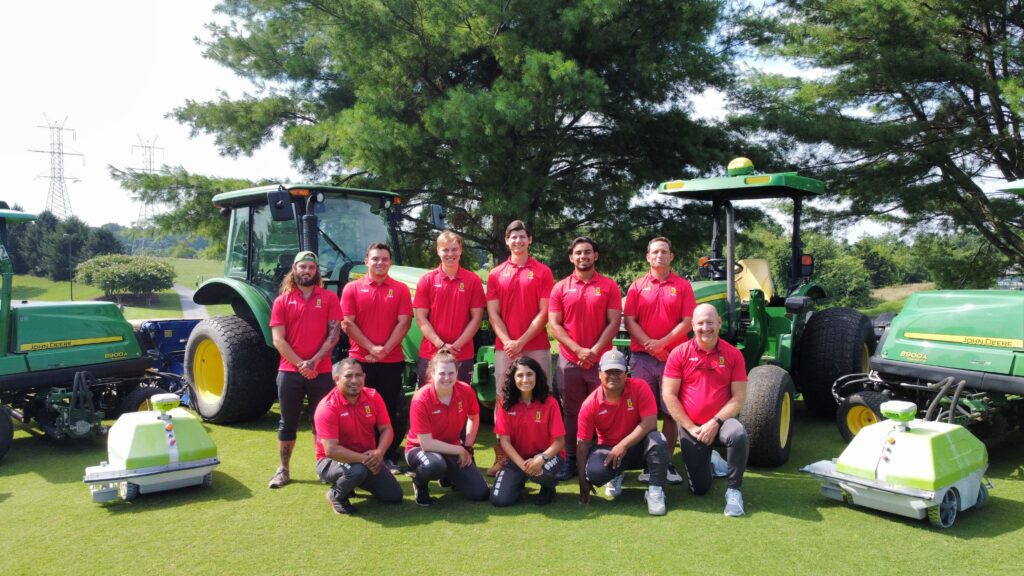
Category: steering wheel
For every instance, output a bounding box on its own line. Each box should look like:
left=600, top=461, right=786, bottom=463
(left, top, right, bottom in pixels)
left=699, top=258, right=745, bottom=280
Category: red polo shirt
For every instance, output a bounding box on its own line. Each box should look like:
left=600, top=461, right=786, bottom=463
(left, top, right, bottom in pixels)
left=577, top=377, right=657, bottom=446
left=413, top=266, right=486, bottom=361
left=664, top=338, right=747, bottom=425
left=269, top=285, right=343, bottom=373
left=548, top=271, right=622, bottom=364
left=624, top=271, right=696, bottom=353
left=313, top=386, right=391, bottom=460
left=486, top=257, right=555, bottom=351
left=494, top=396, right=565, bottom=458
left=341, top=275, right=413, bottom=364
left=405, top=381, right=480, bottom=450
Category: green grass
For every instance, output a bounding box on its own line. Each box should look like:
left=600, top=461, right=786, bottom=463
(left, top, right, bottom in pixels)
left=3, top=404, right=1022, bottom=575
left=165, top=258, right=224, bottom=289
left=11, top=274, right=106, bottom=301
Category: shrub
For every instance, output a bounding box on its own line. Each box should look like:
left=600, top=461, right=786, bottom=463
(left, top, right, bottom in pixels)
left=75, top=254, right=175, bottom=304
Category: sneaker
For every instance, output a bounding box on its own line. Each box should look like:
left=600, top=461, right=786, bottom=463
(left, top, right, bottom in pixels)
left=645, top=486, right=666, bottom=516
left=637, top=469, right=651, bottom=484
left=384, top=459, right=401, bottom=474
left=556, top=459, right=577, bottom=481
left=724, top=488, right=745, bottom=517
left=325, top=490, right=356, bottom=515
left=535, top=486, right=556, bottom=506
left=711, top=450, right=729, bottom=478
left=268, top=467, right=290, bottom=489
left=413, top=482, right=434, bottom=507
left=666, top=463, right=684, bottom=485
left=605, top=473, right=624, bottom=499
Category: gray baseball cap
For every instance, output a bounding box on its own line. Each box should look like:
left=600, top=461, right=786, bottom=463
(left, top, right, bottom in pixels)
left=599, top=350, right=628, bottom=372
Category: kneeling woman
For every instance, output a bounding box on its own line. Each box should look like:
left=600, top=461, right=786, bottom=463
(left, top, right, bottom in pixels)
left=490, top=356, right=564, bottom=506
left=405, top=350, right=489, bottom=505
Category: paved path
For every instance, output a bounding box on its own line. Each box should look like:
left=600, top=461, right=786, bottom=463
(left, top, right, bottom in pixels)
left=173, top=283, right=209, bottom=320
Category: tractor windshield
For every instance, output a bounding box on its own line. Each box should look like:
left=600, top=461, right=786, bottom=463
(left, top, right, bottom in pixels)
left=313, top=195, right=393, bottom=278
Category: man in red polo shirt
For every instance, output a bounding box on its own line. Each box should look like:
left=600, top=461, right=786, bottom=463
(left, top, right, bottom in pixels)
left=413, top=230, right=485, bottom=387
left=577, top=350, right=669, bottom=516
left=624, top=237, right=696, bottom=485
left=549, top=236, right=622, bottom=480
left=662, top=303, right=749, bottom=517
left=485, top=220, right=555, bottom=475
left=267, top=250, right=343, bottom=489
left=341, top=243, right=413, bottom=472
left=315, top=358, right=402, bottom=514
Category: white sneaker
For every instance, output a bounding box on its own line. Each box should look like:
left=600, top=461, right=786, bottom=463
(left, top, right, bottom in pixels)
left=724, top=488, right=745, bottom=517
left=711, top=450, right=729, bottom=478
left=645, top=486, right=666, bottom=516
left=666, top=463, right=684, bottom=485
left=637, top=470, right=651, bottom=483
left=605, top=473, right=624, bottom=499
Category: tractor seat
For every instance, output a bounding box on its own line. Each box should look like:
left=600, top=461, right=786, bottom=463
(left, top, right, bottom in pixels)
left=735, top=258, right=774, bottom=302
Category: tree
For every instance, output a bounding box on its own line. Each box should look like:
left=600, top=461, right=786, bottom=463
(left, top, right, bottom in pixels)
left=75, top=255, right=175, bottom=304
left=912, top=231, right=1008, bottom=289
left=171, top=0, right=739, bottom=266
left=734, top=0, right=1024, bottom=266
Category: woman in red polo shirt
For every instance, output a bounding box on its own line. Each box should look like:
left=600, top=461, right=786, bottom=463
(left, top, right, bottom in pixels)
left=405, top=350, right=488, bottom=505
left=490, top=356, right=565, bottom=506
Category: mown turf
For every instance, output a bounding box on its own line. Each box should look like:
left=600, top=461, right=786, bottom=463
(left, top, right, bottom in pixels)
left=2, top=404, right=1022, bottom=576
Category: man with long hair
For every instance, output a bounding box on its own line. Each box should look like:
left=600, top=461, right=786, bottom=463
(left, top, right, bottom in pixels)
left=267, top=251, right=343, bottom=489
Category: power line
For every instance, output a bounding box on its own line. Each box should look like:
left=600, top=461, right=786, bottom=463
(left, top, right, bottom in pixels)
left=130, top=135, right=165, bottom=255
left=28, top=115, right=83, bottom=220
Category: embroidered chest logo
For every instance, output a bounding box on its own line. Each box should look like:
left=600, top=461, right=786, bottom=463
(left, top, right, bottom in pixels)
left=626, top=398, right=635, bottom=411
left=535, top=410, right=542, bottom=422
left=527, top=271, right=535, bottom=280
left=458, top=282, right=465, bottom=292
left=364, top=405, right=373, bottom=417
left=594, top=287, right=602, bottom=296
left=458, top=400, right=464, bottom=413
left=387, top=288, right=394, bottom=299
left=315, top=297, right=322, bottom=308
left=719, top=356, right=726, bottom=367
left=670, top=287, right=677, bottom=296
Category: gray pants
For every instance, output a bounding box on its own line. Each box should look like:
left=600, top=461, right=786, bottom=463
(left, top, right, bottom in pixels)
left=405, top=447, right=489, bottom=501
left=490, top=455, right=561, bottom=507
left=584, top=431, right=668, bottom=488
left=494, top=349, right=554, bottom=396
left=316, top=458, right=403, bottom=503
left=678, top=418, right=748, bottom=492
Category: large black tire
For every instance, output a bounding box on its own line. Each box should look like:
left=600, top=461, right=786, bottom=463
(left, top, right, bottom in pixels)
left=797, top=307, right=876, bottom=418
left=184, top=316, right=277, bottom=423
left=740, top=364, right=796, bottom=468
left=836, top=390, right=886, bottom=442
left=120, top=384, right=170, bottom=414
left=0, top=407, right=13, bottom=463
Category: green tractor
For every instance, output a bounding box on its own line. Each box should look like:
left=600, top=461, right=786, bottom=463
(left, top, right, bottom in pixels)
left=656, top=158, right=876, bottom=466
left=0, top=204, right=183, bottom=462
left=184, top=184, right=496, bottom=423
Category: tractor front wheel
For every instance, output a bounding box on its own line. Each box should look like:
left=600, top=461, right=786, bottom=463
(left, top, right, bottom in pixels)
left=740, top=365, right=795, bottom=467
left=0, top=407, right=13, bottom=463
left=120, top=384, right=170, bottom=414
left=185, top=316, right=277, bottom=424
left=836, top=390, right=886, bottom=442
left=797, top=308, right=876, bottom=418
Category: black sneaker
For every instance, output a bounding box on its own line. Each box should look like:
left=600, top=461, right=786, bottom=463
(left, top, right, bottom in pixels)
left=325, top=490, right=357, bottom=515
left=556, top=459, right=577, bottom=481
left=535, top=486, right=556, bottom=506
left=384, top=458, right=402, bottom=474
left=413, top=482, right=435, bottom=507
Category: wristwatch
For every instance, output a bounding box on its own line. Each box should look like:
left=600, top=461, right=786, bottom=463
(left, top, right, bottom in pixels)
left=714, top=417, right=724, bottom=426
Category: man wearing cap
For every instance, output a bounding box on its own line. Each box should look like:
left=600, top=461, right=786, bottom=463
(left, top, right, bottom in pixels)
left=341, top=243, right=413, bottom=471
left=662, top=303, right=749, bottom=517
left=413, top=230, right=485, bottom=387
left=577, top=350, right=669, bottom=516
left=315, top=358, right=403, bottom=514
left=549, top=236, right=622, bottom=480
left=484, top=220, right=555, bottom=475
left=624, top=237, right=696, bottom=485
left=267, top=250, right=343, bottom=489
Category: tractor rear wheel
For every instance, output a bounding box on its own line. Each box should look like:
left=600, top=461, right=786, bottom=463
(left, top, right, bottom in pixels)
left=740, top=365, right=795, bottom=467
left=185, top=316, right=277, bottom=423
left=797, top=308, right=876, bottom=418
left=836, top=390, right=886, bottom=442
left=0, top=407, right=13, bottom=462
left=119, top=384, right=170, bottom=414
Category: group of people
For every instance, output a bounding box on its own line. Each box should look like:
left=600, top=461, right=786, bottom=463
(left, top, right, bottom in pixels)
left=266, top=221, right=750, bottom=518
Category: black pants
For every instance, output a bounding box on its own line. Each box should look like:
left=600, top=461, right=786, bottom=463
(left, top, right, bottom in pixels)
left=362, top=361, right=406, bottom=460
left=490, top=455, right=561, bottom=507
left=316, top=458, right=403, bottom=503
left=584, top=431, right=668, bottom=488
left=276, top=371, right=333, bottom=442
left=405, top=447, right=489, bottom=501
left=678, top=418, right=748, bottom=493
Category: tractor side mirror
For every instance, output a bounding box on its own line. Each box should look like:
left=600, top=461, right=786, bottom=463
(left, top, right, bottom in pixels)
left=267, top=186, right=295, bottom=222
left=800, top=254, right=814, bottom=278
left=429, top=204, right=446, bottom=230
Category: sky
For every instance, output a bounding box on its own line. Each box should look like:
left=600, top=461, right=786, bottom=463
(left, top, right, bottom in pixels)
left=3, top=1, right=299, bottom=227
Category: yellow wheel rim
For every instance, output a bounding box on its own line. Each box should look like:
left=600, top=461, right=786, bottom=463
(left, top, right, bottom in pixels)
left=846, top=405, right=878, bottom=436
left=860, top=343, right=870, bottom=371
left=194, top=338, right=225, bottom=404
left=779, top=391, right=792, bottom=447
left=137, top=397, right=155, bottom=411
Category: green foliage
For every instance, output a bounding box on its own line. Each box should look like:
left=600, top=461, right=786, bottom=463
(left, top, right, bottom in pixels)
left=852, top=234, right=929, bottom=288
left=172, top=0, right=740, bottom=272
left=169, top=242, right=198, bottom=259
left=6, top=211, right=125, bottom=280
left=911, top=231, right=1008, bottom=289
left=734, top=0, right=1024, bottom=266
left=75, top=254, right=175, bottom=303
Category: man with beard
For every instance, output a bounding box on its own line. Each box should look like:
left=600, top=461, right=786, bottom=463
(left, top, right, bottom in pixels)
left=268, top=251, right=343, bottom=489
left=662, top=304, right=749, bottom=517
left=548, top=236, right=622, bottom=480
left=341, top=243, right=413, bottom=472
